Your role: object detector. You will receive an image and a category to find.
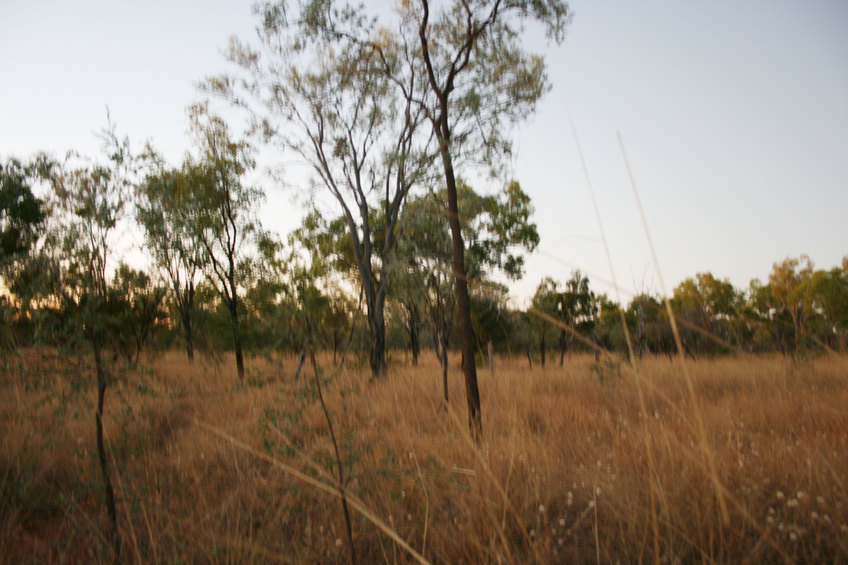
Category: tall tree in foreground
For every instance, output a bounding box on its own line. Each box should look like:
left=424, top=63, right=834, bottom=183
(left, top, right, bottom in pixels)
left=213, top=0, right=570, bottom=434
left=407, top=0, right=571, bottom=440
left=207, top=4, right=433, bottom=378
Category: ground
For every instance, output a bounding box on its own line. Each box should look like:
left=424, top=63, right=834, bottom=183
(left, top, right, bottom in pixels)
left=2, top=349, right=847, bottom=563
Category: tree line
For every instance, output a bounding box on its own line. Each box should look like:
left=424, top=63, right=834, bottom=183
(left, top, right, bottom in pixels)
left=3, top=133, right=846, bottom=375
left=529, top=259, right=848, bottom=363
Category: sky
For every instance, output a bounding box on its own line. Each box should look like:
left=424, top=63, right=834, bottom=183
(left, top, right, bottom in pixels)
left=2, top=0, right=847, bottom=307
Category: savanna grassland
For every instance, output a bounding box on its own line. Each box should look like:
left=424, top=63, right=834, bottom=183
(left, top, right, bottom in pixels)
left=2, top=349, right=847, bottom=564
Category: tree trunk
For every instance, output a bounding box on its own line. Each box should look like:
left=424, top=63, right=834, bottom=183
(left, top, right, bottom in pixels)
left=234, top=334, right=245, bottom=379
left=333, top=330, right=339, bottom=365
left=91, top=339, right=120, bottom=560
left=181, top=307, right=194, bottom=362
left=178, top=285, right=195, bottom=362
left=488, top=340, right=494, bottom=373
left=540, top=331, right=546, bottom=368
left=228, top=298, right=245, bottom=379
left=409, top=305, right=420, bottom=366
left=559, top=329, right=566, bottom=366
left=439, top=144, right=481, bottom=443
left=368, top=291, right=387, bottom=379
left=439, top=330, right=449, bottom=403
left=294, top=349, right=306, bottom=381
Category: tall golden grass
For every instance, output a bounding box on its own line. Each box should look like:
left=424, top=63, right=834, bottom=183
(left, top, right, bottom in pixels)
left=2, top=348, right=847, bottom=563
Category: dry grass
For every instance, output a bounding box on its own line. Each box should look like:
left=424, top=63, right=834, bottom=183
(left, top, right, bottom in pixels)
left=2, top=348, right=847, bottom=563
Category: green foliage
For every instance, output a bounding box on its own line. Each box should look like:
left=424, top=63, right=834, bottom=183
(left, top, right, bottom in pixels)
left=0, top=156, right=49, bottom=261
left=807, top=264, right=848, bottom=349
left=671, top=272, right=744, bottom=356
left=531, top=271, right=599, bottom=364
left=137, top=146, right=209, bottom=361
left=110, top=263, right=168, bottom=363
left=408, top=0, right=572, bottom=170
left=0, top=296, right=17, bottom=359
left=141, top=102, right=267, bottom=378
left=391, top=180, right=539, bottom=364
left=625, top=293, right=674, bottom=358
left=469, top=280, right=512, bottom=349
left=47, top=119, right=134, bottom=344
left=462, top=179, right=540, bottom=281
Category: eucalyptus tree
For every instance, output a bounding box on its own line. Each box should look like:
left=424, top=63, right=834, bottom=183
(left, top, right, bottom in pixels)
left=626, top=293, right=674, bottom=358
left=183, top=102, right=265, bottom=380
left=400, top=0, right=571, bottom=439
left=671, top=273, right=741, bottom=356
left=396, top=179, right=538, bottom=400
left=275, top=209, right=360, bottom=361
left=556, top=271, right=597, bottom=363
left=0, top=156, right=49, bottom=261
left=530, top=277, right=559, bottom=366
left=214, top=0, right=569, bottom=435
left=769, top=255, right=814, bottom=353
left=0, top=155, right=51, bottom=349
left=111, top=262, right=167, bottom=364
left=395, top=188, right=455, bottom=393
left=137, top=150, right=208, bottom=361
left=806, top=259, right=848, bottom=350
left=207, top=4, right=434, bottom=379
left=48, top=123, right=135, bottom=559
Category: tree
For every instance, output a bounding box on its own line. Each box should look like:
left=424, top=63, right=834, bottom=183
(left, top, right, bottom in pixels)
left=214, top=0, right=570, bottom=437
left=0, top=156, right=55, bottom=328
left=528, top=271, right=598, bottom=366
left=626, top=293, right=674, bottom=358
left=48, top=122, right=134, bottom=558
left=395, top=179, right=538, bottom=399
left=561, top=271, right=597, bottom=362
left=394, top=190, right=455, bottom=394
left=405, top=0, right=571, bottom=440
left=804, top=260, right=848, bottom=351
left=743, top=278, right=792, bottom=353
left=0, top=156, right=49, bottom=261
left=469, top=280, right=512, bottom=353
left=593, top=294, right=628, bottom=354
left=208, top=4, right=433, bottom=379
left=282, top=210, right=361, bottom=363
left=769, top=255, right=814, bottom=353
left=671, top=273, right=741, bottom=356
left=531, top=277, right=559, bottom=366
left=184, top=102, right=265, bottom=379
left=137, top=152, right=207, bottom=361
left=111, top=262, right=167, bottom=364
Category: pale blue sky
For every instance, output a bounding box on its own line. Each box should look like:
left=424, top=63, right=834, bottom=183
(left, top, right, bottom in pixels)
left=2, top=1, right=846, bottom=305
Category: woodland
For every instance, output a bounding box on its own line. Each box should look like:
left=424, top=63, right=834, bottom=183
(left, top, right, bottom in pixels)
left=2, top=1, right=847, bottom=563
